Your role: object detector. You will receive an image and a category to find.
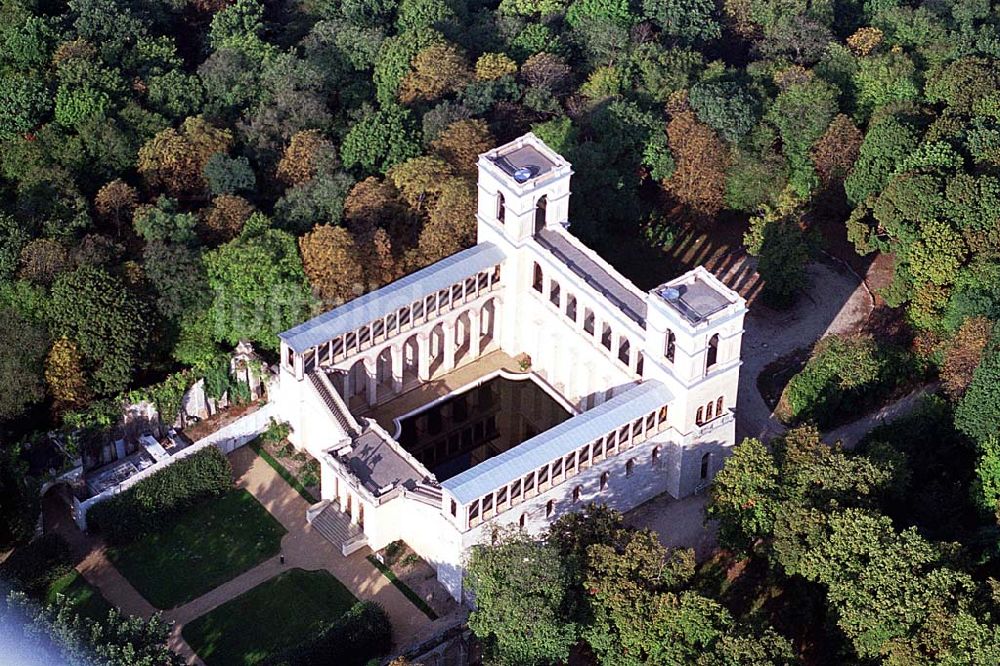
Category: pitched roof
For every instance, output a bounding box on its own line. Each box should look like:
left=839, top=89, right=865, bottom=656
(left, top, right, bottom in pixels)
left=279, top=242, right=506, bottom=353
left=442, top=380, right=673, bottom=504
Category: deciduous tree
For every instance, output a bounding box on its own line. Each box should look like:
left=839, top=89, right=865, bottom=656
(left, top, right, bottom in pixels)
left=664, top=109, right=729, bottom=217
left=299, top=224, right=366, bottom=307
left=137, top=116, right=233, bottom=196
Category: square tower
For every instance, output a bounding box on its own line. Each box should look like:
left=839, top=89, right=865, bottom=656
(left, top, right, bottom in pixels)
left=476, top=133, right=573, bottom=245
left=644, top=267, right=746, bottom=435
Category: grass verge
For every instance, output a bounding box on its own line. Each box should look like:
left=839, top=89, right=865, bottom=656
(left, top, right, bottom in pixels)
left=249, top=439, right=319, bottom=504
left=106, top=489, right=286, bottom=609
left=46, top=570, right=113, bottom=622
left=366, top=554, right=438, bottom=620
left=182, top=568, right=357, bottom=665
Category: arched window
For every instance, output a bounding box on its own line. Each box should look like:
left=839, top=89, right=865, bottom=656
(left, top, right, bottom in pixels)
left=534, top=195, right=547, bottom=234
left=705, top=401, right=714, bottom=421
left=716, top=396, right=724, bottom=414
left=601, top=323, right=612, bottom=350
left=519, top=513, right=526, bottom=528
left=549, top=280, right=560, bottom=307
left=600, top=471, right=609, bottom=490
left=573, top=485, right=582, bottom=503
left=636, top=352, right=644, bottom=375
left=618, top=338, right=630, bottom=366
left=546, top=499, right=555, bottom=518
left=625, top=459, right=635, bottom=477
left=532, top=263, right=543, bottom=292
left=583, top=308, right=595, bottom=334
left=496, top=192, right=505, bottom=224
left=665, top=329, right=676, bottom=363
left=696, top=407, right=704, bottom=425
left=652, top=446, right=661, bottom=466
left=706, top=334, right=719, bottom=371
left=566, top=294, right=577, bottom=321
left=700, top=452, right=712, bottom=480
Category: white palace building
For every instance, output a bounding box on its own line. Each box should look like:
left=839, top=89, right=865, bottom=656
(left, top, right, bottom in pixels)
left=273, top=133, right=746, bottom=602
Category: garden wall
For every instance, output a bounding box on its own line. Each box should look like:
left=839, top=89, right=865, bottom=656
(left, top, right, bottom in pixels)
left=75, top=402, right=278, bottom=530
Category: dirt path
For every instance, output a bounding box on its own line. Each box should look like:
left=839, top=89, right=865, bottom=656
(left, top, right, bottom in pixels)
left=731, top=259, right=875, bottom=442
left=822, top=384, right=936, bottom=450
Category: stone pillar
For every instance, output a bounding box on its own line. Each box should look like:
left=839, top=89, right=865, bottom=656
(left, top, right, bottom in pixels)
left=417, top=333, right=431, bottom=381
left=343, top=367, right=352, bottom=400
left=364, top=357, right=377, bottom=406
left=443, top=321, right=456, bottom=373
left=350, top=494, right=361, bottom=524
left=391, top=344, right=404, bottom=393
left=469, top=309, right=481, bottom=359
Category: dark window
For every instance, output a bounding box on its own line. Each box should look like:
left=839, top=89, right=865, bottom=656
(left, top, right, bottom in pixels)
left=519, top=513, right=526, bottom=528
left=701, top=452, right=711, bottom=479
left=601, top=324, right=612, bottom=350
left=652, top=447, right=660, bottom=466
left=618, top=338, right=630, bottom=365
left=573, top=486, right=582, bottom=503
left=450, top=500, right=457, bottom=516
left=625, top=459, right=635, bottom=477
left=705, top=401, right=714, bottom=420
left=497, top=192, right=505, bottom=224
left=696, top=407, right=704, bottom=425
left=584, top=309, right=595, bottom=335
left=535, top=195, right=547, bottom=234
left=550, top=281, right=560, bottom=307
left=566, top=295, right=577, bottom=321
left=533, top=263, right=543, bottom=292
left=600, top=472, right=609, bottom=490
left=665, top=329, right=676, bottom=362
left=636, top=352, right=644, bottom=375
left=716, top=396, right=724, bottom=414
left=546, top=499, right=555, bottom=517
left=706, top=334, right=719, bottom=371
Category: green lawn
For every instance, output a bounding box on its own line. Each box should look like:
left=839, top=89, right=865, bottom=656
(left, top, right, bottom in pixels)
left=107, top=489, right=286, bottom=609
left=46, top=570, right=113, bottom=622
left=182, top=568, right=358, bottom=665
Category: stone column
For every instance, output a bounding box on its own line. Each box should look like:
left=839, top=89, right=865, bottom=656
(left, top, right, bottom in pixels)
left=443, top=321, right=456, bottom=373
left=350, top=494, right=361, bottom=524
left=391, top=344, right=404, bottom=393
left=364, top=357, right=377, bottom=406
left=417, top=333, right=431, bottom=381
left=469, top=309, right=481, bottom=359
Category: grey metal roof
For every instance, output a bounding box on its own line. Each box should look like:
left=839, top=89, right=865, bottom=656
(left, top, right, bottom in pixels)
left=657, top=278, right=731, bottom=324
left=536, top=228, right=648, bottom=326
left=280, top=242, right=506, bottom=353
left=490, top=145, right=557, bottom=182
left=442, top=380, right=673, bottom=504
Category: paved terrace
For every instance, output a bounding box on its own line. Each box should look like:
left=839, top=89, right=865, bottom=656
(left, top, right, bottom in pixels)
left=359, top=350, right=521, bottom=435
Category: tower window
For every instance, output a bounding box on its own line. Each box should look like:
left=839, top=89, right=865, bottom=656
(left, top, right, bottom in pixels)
left=625, top=459, right=635, bottom=477
left=652, top=446, right=661, bottom=466
left=701, top=452, right=711, bottom=480
left=706, top=334, right=719, bottom=372
left=519, top=513, right=526, bottom=528
left=583, top=309, right=595, bottom=334
left=696, top=407, right=703, bottom=425
left=600, top=471, right=609, bottom=490
left=532, top=263, right=543, bottom=292
left=496, top=192, right=505, bottom=224
left=716, top=396, right=724, bottom=414
left=549, top=281, right=560, bottom=307
left=534, top=195, right=547, bottom=234
left=705, top=401, right=714, bottom=421
left=573, top=485, right=582, bottom=503
left=546, top=499, right=555, bottom=518
left=665, top=329, right=676, bottom=362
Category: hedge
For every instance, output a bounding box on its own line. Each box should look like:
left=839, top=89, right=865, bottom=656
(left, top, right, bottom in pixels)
left=88, top=446, right=233, bottom=544
left=262, top=600, right=392, bottom=666
left=0, top=533, right=72, bottom=595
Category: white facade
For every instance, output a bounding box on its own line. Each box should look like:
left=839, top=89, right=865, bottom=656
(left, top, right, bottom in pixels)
left=272, top=134, right=746, bottom=602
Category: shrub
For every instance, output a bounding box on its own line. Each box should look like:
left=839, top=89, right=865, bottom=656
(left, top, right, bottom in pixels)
left=88, top=446, right=233, bottom=544
left=778, top=335, right=917, bottom=428
left=0, top=533, right=72, bottom=595
left=263, top=600, right=391, bottom=666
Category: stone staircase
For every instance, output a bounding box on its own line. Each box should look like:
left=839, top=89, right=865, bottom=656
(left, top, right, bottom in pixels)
left=309, top=371, right=361, bottom=437
left=307, top=500, right=368, bottom=555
